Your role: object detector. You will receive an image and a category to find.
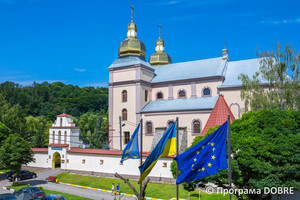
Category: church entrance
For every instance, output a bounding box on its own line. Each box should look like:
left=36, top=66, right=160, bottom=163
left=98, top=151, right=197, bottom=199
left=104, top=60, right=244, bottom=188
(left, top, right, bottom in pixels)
left=52, top=152, right=61, bottom=169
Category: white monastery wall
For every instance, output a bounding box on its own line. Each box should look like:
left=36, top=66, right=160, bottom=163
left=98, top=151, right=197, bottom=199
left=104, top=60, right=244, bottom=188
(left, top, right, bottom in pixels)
left=27, top=153, right=48, bottom=168
left=113, top=68, right=136, bottom=82
left=151, top=85, right=169, bottom=100
left=66, top=153, right=173, bottom=178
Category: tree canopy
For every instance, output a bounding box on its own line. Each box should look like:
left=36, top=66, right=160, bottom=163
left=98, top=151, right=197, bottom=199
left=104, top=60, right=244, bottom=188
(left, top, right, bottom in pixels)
left=239, top=43, right=300, bottom=111
left=171, top=109, right=300, bottom=199
left=0, top=81, right=108, bottom=120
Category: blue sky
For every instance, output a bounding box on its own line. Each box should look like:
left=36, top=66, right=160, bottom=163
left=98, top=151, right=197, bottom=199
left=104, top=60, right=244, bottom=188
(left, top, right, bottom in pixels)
left=0, top=0, right=299, bottom=87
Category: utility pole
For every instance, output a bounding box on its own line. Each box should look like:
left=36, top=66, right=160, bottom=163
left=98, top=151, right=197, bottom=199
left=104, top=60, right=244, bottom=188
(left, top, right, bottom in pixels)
left=140, top=118, right=143, bottom=200
left=176, top=117, right=179, bottom=200
left=119, top=116, right=122, bottom=151
left=227, top=115, right=232, bottom=200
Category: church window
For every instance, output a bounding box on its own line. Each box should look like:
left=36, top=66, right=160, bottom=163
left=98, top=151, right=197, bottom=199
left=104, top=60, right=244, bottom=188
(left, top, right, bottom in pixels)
left=145, top=90, right=148, bottom=102
left=64, top=131, right=67, bottom=144
left=124, top=132, right=130, bottom=144
left=58, top=131, right=61, bottom=144
left=203, top=87, right=211, bottom=96
left=193, top=120, right=201, bottom=135
left=146, top=121, right=153, bottom=135
left=178, top=89, right=186, bottom=98
left=122, top=90, right=127, bottom=102
left=52, top=131, right=55, bottom=144
left=122, top=109, right=127, bottom=121
left=157, top=92, right=163, bottom=100
left=60, top=118, right=63, bottom=126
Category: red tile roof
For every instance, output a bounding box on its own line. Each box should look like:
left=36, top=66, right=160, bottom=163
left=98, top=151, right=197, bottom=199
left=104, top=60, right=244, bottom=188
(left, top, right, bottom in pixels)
left=31, top=148, right=48, bottom=152
left=57, top=113, right=72, bottom=117
left=67, top=148, right=175, bottom=157
left=201, top=95, right=235, bottom=136
left=49, top=144, right=69, bottom=147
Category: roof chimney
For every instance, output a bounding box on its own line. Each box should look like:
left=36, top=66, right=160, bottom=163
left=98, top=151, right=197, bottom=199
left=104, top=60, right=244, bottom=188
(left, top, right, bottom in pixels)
left=222, top=48, right=229, bottom=61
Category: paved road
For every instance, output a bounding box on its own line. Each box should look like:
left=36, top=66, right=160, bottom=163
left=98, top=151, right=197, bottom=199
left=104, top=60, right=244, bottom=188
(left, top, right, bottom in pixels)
left=1, top=169, right=136, bottom=200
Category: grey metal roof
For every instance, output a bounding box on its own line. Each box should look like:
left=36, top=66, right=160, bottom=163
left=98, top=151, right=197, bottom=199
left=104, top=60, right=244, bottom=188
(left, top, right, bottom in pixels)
left=219, top=58, right=269, bottom=88
left=109, top=56, right=153, bottom=69
left=141, top=96, right=218, bottom=113
left=151, top=57, right=226, bottom=83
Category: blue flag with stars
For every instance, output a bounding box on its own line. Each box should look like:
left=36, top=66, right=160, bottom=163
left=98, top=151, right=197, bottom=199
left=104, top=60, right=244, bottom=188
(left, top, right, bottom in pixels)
left=120, top=123, right=140, bottom=164
left=175, top=121, right=228, bottom=184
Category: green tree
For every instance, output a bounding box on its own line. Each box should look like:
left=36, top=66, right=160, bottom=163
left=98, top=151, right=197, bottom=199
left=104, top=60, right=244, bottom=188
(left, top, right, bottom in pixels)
left=0, top=122, right=10, bottom=144
left=239, top=43, right=300, bottom=111
left=0, top=134, right=34, bottom=178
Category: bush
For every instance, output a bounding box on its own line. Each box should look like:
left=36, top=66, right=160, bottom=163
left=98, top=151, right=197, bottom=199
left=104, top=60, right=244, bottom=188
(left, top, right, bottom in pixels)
left=12, top=181, right=20, bottom=186
left=38, top=186, right=44, bottom=191
left=26, top=184, right=31, bottom=187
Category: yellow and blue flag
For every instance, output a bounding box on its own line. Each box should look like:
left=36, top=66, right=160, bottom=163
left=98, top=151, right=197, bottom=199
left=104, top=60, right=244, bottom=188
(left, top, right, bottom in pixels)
left=120, top=123, right=140, bottom=164
left=175, top=121, right=228, bottom=184
left=138, top=121, right=176, bottom=184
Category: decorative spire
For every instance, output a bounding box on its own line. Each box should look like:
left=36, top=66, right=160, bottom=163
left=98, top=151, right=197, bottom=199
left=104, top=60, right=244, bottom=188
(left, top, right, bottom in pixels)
left=130, top=4, right=134, bottom=22
left=222, top=41, right=229, bottom=61
left=158, top=24, right=162, bottom=39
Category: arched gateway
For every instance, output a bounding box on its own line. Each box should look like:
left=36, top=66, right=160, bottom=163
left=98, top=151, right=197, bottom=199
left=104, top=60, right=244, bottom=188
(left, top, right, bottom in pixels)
left=52, top=152, right=61, bottom=169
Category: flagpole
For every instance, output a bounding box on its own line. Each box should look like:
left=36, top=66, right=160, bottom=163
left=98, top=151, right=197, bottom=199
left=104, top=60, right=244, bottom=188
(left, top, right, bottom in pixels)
left=176, top=117, right=179, bottom=200
left=227, top=115, right=232, bottom=200
left=140, top=118, right=143, bottom=200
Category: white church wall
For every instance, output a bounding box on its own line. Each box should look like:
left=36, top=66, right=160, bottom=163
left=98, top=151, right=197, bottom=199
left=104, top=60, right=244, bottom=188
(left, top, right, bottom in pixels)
left=27, top=153, right=49, bottom=168
left=113, top=68, right=136, bottom=82
left=112, top=84, right=137, bottom=151
left=152, top=85, right=168, bottom=100
left=196, top=80, right=222, bottom=97
left=66, top=153, right=173, bottom=178
left=219, top=89, right=243, bottom=119
left=141, top=110, right=211, bottom=151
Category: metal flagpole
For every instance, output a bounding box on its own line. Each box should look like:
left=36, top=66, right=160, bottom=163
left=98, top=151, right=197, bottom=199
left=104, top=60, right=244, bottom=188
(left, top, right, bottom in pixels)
left=176, top=117, right=179, bottom=200
left=227, top=115, right=232, bottom=200
left=140, top=118, right=143, bottom=200
left=119, top=116, right=122, bottom=151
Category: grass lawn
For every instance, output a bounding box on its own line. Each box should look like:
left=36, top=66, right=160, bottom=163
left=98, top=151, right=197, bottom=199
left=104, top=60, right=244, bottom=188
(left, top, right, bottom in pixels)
left=8, top=185, right=92, bottom=200
left=57, top=173, right=237, bottom=200
left=0, top=168, right=11, bottom=173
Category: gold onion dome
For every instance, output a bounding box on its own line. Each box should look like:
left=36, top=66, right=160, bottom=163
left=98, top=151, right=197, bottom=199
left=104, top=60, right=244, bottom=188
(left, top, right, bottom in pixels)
left=118, top=6, right=146, bottom=59
left=149, top=26, right=172, bottom=66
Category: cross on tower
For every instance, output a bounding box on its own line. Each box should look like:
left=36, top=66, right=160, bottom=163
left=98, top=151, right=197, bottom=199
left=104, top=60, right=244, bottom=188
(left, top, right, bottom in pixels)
left=158, top=24, right=162, bottom=38
left=130, top=5, right=134, bottom=22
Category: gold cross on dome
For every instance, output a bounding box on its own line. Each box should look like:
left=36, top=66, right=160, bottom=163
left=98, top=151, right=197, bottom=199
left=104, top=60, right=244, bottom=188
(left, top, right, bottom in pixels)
left=130, top=5, right=134, bottom=22
left=158, top=24, right=162, bottom=38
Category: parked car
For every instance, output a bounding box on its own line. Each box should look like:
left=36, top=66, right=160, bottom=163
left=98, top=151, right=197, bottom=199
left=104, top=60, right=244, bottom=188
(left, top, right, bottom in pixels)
left=13, top=187, right=45, bottom=200
left=0, top=193, right=17, bottom=200
left=44, top=194, right=67, bottom=200
left=6, top=170, right=37, bottom=181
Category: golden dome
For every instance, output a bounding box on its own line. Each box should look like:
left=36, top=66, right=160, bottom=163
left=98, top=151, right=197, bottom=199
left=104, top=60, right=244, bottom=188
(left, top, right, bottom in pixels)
left=118, top=8, right=146, bottom=59
left=149, top=26, right=172, bottom=66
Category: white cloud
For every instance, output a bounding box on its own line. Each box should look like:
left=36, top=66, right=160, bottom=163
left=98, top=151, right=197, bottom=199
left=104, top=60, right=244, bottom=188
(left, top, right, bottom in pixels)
left=74, top=68, right=86, bottom=72
left=260, top=18, right=300, bottom=25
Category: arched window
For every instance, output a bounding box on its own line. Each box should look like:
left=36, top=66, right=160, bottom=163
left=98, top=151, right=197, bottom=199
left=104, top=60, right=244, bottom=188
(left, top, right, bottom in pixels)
left=146, top=121, right=152, bottom=135
left=203, top=87, right=211, bottom=96
left=122, top=109, right=127, bottom=121
left=53, top=131, right=55, bottom=144
left=60, top=118, right=63, bottom=126
left=193, top=120, right=201, bottom=135
left=157, top=92, right=163, bottom=100
left=122, top=90, right=127, bottom=102
left=145, top=90, right=148, bottom=102
left=178, top=89, right=186, bottom=98
left=168, top=120, right=174, bottom=127
left=64, top=131, right=67, bottom=144
left=58, top=131, right=61, bottom=144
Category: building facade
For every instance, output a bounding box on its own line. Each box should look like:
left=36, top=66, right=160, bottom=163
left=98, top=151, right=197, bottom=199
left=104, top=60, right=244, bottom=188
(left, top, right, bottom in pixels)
left=108, top=13, right=267, bottom=152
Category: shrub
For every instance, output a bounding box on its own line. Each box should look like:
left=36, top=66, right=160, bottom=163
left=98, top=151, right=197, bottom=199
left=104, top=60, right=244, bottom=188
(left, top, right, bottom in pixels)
left=12, top=181, right=20, bottom=186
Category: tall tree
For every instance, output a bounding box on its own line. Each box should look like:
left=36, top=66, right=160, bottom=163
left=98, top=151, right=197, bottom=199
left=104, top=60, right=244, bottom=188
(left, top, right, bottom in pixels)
left=239, top=43, right=300, bottom=111
left=0, top=134, right=34, bottom=178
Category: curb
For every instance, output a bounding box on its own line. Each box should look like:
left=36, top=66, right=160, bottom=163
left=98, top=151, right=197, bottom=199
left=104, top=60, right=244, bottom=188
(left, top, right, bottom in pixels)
left=0, top=171, right=4, bottom=174
left=2, top=186, right=16, bottom=192
left=58, top=181, right=163, bottom=200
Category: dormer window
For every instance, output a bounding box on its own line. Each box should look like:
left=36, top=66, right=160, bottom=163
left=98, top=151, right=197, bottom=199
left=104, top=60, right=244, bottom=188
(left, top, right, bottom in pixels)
left=157, top=92, right=163, bottom=100
left=203, top=87, right=211, bottom=96
left=178, top=89, right=186, bottom=98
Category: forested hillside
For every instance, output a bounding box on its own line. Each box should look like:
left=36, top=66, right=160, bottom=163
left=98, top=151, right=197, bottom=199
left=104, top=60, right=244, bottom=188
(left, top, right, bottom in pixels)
left=0, top=81, right=108, bottom=120
left=0, top=81, right=109, bottom=149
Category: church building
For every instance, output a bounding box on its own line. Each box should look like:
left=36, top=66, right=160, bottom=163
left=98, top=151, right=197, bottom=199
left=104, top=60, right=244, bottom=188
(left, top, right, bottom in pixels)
left=108, top=8, right=267, bottom=152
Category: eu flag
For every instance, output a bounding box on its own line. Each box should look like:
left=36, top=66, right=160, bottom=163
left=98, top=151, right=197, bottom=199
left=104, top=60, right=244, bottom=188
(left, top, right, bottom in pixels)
left=175, top=121, right=228, bottom=184
left=120, top=123, right=140, bottom=164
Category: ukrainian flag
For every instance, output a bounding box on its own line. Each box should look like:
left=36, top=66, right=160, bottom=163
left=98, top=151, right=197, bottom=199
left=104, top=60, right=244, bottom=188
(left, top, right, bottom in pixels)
left=138, top=121, right=176, bottom=184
